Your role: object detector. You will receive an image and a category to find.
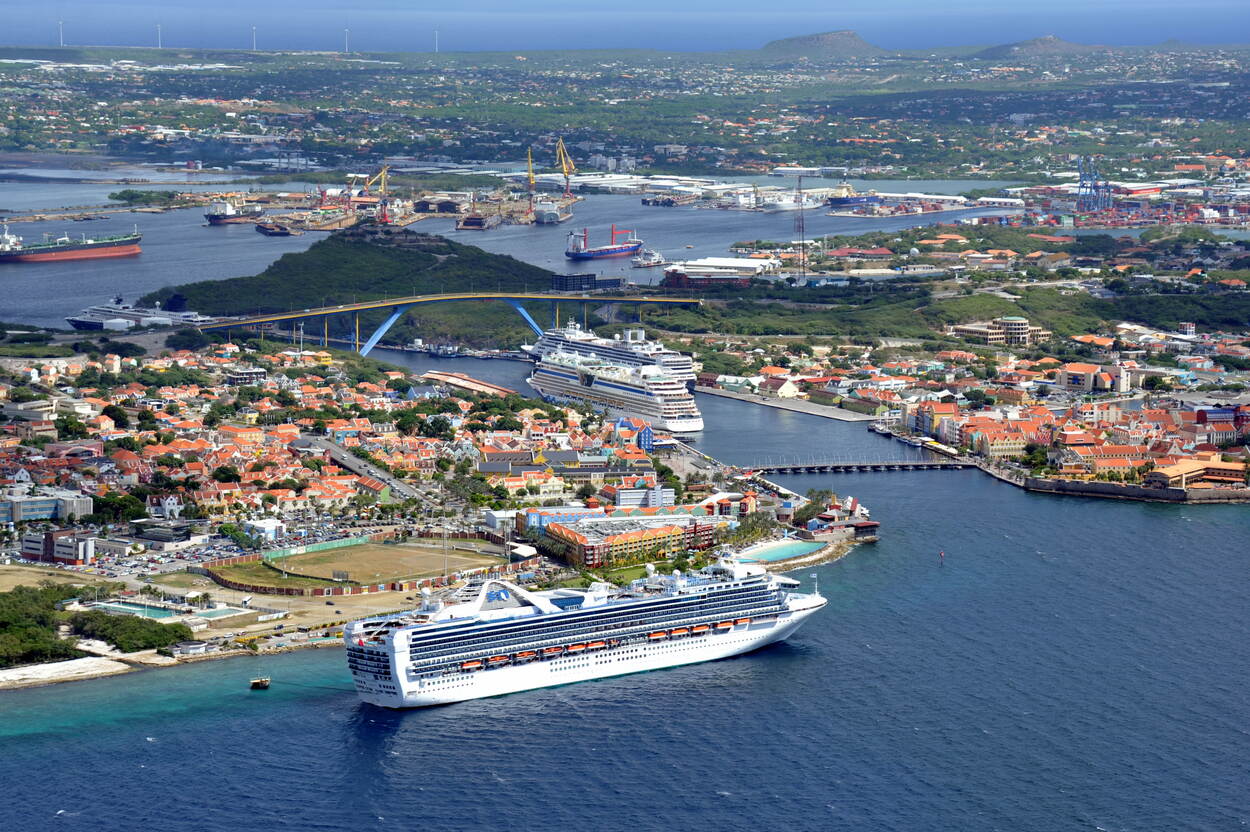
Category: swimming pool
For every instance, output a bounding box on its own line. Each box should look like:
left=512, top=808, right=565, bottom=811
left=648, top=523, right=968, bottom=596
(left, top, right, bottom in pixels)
left=192, top=608, right=243, bottom=619
left=737, top=539, right=826, bottom=563
left=91, top=601, right=178, bottom=620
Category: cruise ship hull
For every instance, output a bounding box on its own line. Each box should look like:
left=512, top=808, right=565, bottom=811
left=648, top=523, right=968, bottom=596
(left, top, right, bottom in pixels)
left=354, top=599, right=824, bottom=708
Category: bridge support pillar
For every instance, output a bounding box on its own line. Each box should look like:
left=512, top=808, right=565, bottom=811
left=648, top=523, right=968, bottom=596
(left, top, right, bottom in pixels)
left=359, top=306, right=408, bottom=356
left=505, top=299, right=544, bottom=337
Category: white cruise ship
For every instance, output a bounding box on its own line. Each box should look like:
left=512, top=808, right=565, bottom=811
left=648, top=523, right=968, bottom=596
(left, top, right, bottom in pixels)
left=523, top=323, right=696, bottom=387
left=65, top=295, right=217, bottom=331
left=527, top=350, right=703, bottom=434
left=345, top=559, right=826, bottom=708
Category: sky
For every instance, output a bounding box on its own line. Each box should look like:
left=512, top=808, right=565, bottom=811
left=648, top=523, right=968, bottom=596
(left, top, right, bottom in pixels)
left=6, top=1, right=1250, bottom=53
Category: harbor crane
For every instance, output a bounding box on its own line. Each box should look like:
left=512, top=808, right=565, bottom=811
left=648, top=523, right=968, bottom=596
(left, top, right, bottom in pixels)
left=555, top=137, right=577, bottom=199
left=526, top=148, right=536, bottom=214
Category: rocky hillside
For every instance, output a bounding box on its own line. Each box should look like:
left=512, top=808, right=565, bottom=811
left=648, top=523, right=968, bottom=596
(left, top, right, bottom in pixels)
left=760, top=30, right=890, bottom=60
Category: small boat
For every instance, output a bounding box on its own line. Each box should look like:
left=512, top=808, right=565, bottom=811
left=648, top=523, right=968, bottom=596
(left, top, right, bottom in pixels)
left=461, top=660, right=483, bottom=671
left=566, top=643, right=587, bottom=653
left=487, top=655, right=510, bottom=666
left=692, top=624, right=711, bottom=634
left=714, top=621, right=734, bottom=629
left=735, top=618, right=751, bottom=626
left=541, top=647, right=563, bottom=659
left=250, top=677, right=270, bottom=690
left=515, top=650, right=537, bottom=661
left=670, top=628, right=690, bottom=637
left=631, top=248, right=665, bottom=268
left=586, top=641, right=607, bottom=651
left=648, top=631, right=668, bottom=641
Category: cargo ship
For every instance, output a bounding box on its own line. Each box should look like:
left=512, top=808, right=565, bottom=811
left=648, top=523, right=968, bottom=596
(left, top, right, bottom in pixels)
left=827, top=194, right=882, bottom=207
left=826, top=182, right=881, bottom=208
left=0, top=224, right=141, bottom=263
left=565, top=225, right=643, bottom=260
left=204, top=199, right=264, bottom=225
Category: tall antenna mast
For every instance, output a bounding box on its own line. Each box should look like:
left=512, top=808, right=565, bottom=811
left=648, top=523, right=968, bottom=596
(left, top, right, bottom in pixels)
left=251, top=25, right=257, bottom=51
left=156, top=22, right=162, bottom=49
left=58, top=20, right=64, bottom=47
left=344, top=27, right=350, bottom=53
left=434, top=29, right=439, bottom=53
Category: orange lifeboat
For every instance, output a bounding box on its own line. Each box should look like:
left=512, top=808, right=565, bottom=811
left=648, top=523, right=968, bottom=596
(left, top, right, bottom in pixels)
left=461, top=660, right=483, bottom=671
left=715, top=621, right=733, bottom=629
left=516, top=650, right=537, bottom=661
left=586, top=641, right=607, bottom=651
left=692, top=624, right=710, bottom=634
left=648, top=631, right=668, bottom=640
left=541, top=647, right=563, bottom=659
left=671, top=627, right=690, bottom=637
left=567, top=643, right=587, bottom=653
left=735, top=618, right=751, bottom=626
left=487, top=655, right=510, bottom=665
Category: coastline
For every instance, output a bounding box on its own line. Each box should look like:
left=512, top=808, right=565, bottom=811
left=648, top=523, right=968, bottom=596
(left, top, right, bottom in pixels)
left=0, top=639, right=343, bottom=692
left=695, top=386, right=876, bottom=422
left=773, top=539, right=859, bottom=570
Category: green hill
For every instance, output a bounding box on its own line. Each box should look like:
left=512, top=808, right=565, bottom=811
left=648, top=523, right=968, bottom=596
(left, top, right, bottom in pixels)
left=141, top=226, right=558, bottom=348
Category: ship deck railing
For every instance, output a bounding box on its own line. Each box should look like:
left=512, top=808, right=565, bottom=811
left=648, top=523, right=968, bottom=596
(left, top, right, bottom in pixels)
left=403, top=599, right=793, bottom=673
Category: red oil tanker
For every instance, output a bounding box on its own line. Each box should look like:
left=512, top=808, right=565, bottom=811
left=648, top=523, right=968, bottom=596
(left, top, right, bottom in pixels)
left=0, top=224, right=142, bottom=263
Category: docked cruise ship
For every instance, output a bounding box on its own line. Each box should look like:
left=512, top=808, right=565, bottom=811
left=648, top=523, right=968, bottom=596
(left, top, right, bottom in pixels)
left=523, top=323, right=696, bottom=387
left=345, top=559, right=826, bottom=708
left=527, top=351, right=703, bottom=433
left=65, top=296, right=217, bottom=331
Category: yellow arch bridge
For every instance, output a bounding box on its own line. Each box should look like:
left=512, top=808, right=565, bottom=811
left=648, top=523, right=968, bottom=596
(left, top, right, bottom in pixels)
left=197, top=292, right=702, bottom=356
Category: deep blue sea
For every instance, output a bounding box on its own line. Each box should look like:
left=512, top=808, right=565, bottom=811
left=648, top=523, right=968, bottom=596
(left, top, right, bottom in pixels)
left=3, top=375, right=1248, bottom=831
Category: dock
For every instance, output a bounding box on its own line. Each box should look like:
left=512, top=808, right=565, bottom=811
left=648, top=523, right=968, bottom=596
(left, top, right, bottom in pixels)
left=419, top=371, right=516, bottom=397
left=694, top=386, right=876, bottom=422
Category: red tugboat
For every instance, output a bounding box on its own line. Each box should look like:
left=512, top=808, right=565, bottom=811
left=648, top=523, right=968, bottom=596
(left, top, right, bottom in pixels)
left=0, top=224, right=142, bottom=263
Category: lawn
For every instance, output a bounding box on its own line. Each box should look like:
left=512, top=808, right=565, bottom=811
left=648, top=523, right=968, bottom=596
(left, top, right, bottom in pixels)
left=268, top=539, right=505, bottom=584
left=211, top=560, right=344, bottom=590
left=0, top=565, right=112, bottom=593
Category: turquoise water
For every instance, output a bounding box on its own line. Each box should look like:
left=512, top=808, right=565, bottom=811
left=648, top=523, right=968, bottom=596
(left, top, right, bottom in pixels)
left=91, top=601, right=177, bottom=620
left=738, top=539, right=827, bottom=563
left=192, top=608, right=243, bottom=619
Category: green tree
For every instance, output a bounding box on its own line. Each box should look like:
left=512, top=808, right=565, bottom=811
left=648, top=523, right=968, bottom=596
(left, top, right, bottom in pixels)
left=211, top=465, right=242, bottom=483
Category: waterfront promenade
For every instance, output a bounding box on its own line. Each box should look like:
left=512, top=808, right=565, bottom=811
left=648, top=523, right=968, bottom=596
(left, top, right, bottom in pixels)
left=694, top=386, right=876, bottom=422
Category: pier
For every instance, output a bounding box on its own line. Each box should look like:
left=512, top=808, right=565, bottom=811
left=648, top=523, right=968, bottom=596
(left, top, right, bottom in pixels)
left=746, top=459, right=976, bottom=474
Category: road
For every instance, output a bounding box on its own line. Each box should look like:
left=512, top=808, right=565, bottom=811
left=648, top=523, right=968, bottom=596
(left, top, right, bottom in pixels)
left=301, top=434, right=420, bottom=500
